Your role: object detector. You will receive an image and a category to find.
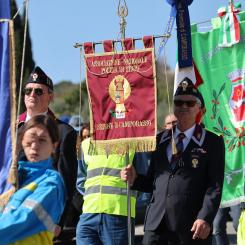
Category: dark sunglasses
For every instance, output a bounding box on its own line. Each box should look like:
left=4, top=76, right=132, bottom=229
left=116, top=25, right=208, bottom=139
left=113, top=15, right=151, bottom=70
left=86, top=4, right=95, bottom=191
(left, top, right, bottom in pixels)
left=174, top=100, right=197, bottom=107
left=24, top=87, right=44, bottom=96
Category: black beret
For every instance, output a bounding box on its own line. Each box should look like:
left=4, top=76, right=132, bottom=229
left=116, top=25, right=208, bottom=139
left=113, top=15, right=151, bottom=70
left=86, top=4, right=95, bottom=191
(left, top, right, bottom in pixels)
left=174, top=77, right=205, bottom=108
left=26, top=66, right=53, bottom=91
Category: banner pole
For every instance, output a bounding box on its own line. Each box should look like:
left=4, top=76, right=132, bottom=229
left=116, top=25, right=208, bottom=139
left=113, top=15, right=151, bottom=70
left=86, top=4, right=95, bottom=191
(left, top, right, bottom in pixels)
left=117, top=1, right=132, bottom=244
left=125, top=146, right=132, bottom=245
left=74, top=34, right=170, bottom=48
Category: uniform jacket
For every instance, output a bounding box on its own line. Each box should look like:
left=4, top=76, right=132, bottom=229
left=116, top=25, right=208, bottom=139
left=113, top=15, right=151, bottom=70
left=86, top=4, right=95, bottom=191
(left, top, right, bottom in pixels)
left=133, top=124, right=225, bottom=232
left=18, top=109, right=77, bottom=225
left=0, top=158, right=66, bottom=245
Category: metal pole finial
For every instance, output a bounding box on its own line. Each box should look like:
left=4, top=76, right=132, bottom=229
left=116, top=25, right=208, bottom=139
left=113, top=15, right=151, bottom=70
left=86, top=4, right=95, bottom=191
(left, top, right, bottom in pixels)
left=117, top=0, right=128, bottom=39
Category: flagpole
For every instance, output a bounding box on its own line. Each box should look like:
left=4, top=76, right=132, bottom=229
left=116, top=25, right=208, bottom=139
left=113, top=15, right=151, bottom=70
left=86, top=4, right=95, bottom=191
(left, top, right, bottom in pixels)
left=73, top=34, right=170, bottom=48
left=117, top=1, right=132, bottom=244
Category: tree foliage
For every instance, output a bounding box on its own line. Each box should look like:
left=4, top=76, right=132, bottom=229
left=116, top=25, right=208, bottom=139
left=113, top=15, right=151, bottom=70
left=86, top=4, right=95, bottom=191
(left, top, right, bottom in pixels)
left=50, top=80, right=90, bottom=121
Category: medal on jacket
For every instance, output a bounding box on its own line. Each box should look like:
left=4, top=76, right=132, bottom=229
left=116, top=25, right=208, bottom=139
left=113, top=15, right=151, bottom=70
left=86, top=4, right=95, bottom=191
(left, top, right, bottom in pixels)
left=192, top=158, right=199, bottom=168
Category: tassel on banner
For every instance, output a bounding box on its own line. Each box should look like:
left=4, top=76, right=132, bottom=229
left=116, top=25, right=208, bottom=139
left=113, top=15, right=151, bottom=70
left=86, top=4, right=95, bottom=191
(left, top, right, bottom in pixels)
left=218, top=2, right=241, bottom=47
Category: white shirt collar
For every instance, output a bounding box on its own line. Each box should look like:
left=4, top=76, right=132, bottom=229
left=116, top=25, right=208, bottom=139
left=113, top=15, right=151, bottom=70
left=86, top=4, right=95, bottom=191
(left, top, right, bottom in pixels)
left=25, top=111, right=48, bottom=122
left=174, top=124, right=196, bottom=140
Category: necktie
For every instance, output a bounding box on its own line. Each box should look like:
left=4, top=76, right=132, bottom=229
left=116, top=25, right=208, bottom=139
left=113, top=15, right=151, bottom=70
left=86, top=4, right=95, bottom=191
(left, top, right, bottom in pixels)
left=170, top=133, right=185, bottom=169
left=176, top=133, right=185, bottom=153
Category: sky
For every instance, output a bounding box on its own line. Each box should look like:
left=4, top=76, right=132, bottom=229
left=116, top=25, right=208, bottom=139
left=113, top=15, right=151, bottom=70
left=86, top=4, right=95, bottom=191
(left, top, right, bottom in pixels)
left=15, top=0, right=242, bottom=84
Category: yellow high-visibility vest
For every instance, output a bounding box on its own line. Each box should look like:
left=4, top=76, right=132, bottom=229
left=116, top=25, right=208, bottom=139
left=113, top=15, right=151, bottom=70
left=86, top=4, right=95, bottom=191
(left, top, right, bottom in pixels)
left=82, top=139, right=136, bottom=217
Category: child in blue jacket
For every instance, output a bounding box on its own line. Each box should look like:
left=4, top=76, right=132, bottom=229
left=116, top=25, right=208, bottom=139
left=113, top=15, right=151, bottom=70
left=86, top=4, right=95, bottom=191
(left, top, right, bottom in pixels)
left=0, top=115, right=66, bottom=245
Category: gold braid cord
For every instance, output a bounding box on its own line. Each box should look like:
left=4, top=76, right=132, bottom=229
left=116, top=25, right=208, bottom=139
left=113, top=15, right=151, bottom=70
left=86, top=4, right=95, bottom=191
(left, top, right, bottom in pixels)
left=8, top=20, right=18, bottom=188
left=0, top=20, right=18, bottom=211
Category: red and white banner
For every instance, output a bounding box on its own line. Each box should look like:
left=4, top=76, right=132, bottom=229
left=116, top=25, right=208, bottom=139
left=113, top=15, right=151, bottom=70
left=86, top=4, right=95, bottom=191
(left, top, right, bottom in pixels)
left=84, top=37, right=157, bottom=153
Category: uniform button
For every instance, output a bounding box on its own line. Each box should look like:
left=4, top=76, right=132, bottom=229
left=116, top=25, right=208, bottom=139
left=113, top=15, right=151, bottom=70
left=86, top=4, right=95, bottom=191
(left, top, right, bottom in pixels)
left=167, top=194, right=171, bottom=198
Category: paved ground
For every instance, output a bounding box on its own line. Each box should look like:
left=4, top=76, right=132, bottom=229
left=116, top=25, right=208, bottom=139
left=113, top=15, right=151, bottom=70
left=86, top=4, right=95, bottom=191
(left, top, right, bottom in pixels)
left=135, top=221, right=237, bottom=244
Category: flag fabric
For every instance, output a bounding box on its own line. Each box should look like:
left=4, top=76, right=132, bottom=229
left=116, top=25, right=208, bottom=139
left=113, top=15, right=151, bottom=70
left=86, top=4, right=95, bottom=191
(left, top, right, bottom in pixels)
left=173, top=62, right=203, bottom=94
left=191, top=11, right=245, bottom=206
left=83, top=37, right=157, bottom=154
left=165, top=0, right=193, bottom=68
left=218, top=2, right=241, bottom=47
left=0, top=0, right=16, bottom=194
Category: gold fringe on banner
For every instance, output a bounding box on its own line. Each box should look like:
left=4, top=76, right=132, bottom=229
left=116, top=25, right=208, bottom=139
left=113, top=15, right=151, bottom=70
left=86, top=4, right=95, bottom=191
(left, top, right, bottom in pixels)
left=89, top=136, right=156, bottom=155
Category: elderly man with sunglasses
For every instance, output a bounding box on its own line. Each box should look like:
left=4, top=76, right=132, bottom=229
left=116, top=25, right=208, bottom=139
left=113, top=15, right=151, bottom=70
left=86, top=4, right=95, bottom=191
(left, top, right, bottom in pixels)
left=121, top=77, right=225, bottom=245
left=18, top=66, right=78, bottom=241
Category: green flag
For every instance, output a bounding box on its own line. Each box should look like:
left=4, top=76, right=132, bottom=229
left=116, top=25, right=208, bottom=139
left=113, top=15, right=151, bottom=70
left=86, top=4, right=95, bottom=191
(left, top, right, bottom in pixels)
left=191, top=12, right=245, bottom=207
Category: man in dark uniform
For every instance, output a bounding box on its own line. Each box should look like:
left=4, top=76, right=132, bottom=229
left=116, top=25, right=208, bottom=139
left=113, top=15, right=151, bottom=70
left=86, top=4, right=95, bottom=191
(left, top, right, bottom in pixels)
left=18, top=66, right=78, bottom=242
left=121, top=77, right=225, bottom=245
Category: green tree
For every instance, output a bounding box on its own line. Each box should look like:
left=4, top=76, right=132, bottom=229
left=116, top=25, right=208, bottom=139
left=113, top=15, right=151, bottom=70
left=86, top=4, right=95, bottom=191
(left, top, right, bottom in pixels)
left=156, top=60, right=175, bottom=130
left=50, top=80, right=89, bottom=121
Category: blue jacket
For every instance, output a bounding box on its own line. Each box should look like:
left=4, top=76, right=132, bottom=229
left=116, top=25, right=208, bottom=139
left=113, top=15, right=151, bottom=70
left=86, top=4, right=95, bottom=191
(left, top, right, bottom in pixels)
left=0, top=158, right=66, bottom=245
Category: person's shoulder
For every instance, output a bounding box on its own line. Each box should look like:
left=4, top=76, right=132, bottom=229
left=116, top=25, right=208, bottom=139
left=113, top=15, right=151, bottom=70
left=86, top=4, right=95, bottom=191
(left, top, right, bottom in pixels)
left=156, top=129, right=171, bottom=144
left=204, top=128, right=224, bottom=144
left=45, top=168, right=65, bottom=184
left=204, top=127, right=221, bottom=138
left=56, top=118, right=75, bottom=131
left=48, top=109, right=75, bottom=132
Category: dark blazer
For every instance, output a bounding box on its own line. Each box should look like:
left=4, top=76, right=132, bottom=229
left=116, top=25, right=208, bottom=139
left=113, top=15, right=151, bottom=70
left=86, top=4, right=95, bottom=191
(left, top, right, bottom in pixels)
left=18, top=110, right=78, bottom=226
left=133, top=124, right=225, bottom=233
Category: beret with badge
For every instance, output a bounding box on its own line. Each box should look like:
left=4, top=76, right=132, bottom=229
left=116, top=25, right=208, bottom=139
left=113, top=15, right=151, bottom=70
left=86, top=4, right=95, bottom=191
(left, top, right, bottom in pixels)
left=26, top=66, right=53, bottom=91
left=174, top=77, right=205, bottom=108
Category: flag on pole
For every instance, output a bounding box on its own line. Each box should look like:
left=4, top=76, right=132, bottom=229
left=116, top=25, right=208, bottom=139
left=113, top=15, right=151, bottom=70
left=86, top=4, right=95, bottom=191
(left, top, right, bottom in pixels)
left=0, top=0, right=17, bottom=194
left=191, top=10, right=245, bottom=206
left=83, top=37, right=157, bottom=154
left=218, top=2, right=241, bottom=47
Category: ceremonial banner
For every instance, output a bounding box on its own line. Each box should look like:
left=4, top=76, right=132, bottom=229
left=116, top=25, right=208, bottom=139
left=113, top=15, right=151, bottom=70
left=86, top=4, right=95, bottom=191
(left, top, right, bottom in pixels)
left=0, top=0, right=16, bottom=193
left=84, top=38, right=157, bottom=154
left=191, top=11, right=245, bottom=206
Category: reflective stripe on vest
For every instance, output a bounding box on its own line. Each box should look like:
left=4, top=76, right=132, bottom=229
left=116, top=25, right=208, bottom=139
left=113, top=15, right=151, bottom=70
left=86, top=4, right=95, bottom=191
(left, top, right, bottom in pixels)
left=87, top=167, right=121, bottom=179
left=85, top=185, right=137, bottom=197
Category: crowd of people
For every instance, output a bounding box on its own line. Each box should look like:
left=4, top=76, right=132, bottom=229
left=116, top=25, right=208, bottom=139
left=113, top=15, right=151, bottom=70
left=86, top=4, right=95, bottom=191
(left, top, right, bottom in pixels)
left=0, top=67, right=244, bottom=245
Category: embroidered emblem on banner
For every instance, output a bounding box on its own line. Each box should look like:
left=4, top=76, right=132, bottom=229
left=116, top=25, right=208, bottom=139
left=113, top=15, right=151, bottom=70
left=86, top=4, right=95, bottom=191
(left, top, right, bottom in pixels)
left=228, top=69, right=245, bottom=123
left=109, top=75, right=131, bottom=119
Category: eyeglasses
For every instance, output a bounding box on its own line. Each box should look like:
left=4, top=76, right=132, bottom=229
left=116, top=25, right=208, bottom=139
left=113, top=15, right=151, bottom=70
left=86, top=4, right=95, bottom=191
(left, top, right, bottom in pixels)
left=174, top=100, right=198, bottom=107
left=24, top=87, right=44, bottom=96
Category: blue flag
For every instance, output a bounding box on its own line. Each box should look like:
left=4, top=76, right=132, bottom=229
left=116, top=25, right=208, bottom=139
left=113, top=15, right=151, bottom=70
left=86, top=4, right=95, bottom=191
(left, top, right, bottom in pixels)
left=0, top=0, right=13, bottom=193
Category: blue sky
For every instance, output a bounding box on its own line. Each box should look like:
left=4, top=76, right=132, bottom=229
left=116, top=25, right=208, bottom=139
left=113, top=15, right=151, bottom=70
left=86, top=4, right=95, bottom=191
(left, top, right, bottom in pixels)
left=15, top=0, right=241, bottom=84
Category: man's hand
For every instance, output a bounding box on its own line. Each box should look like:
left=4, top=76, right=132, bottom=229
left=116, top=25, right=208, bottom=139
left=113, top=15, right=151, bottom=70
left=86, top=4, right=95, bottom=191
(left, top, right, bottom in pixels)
left=191, top=219, right=211, bottom=240
left=54, top=225, right=62, bottom=237
left=120, top=164, right=137, bottom=186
